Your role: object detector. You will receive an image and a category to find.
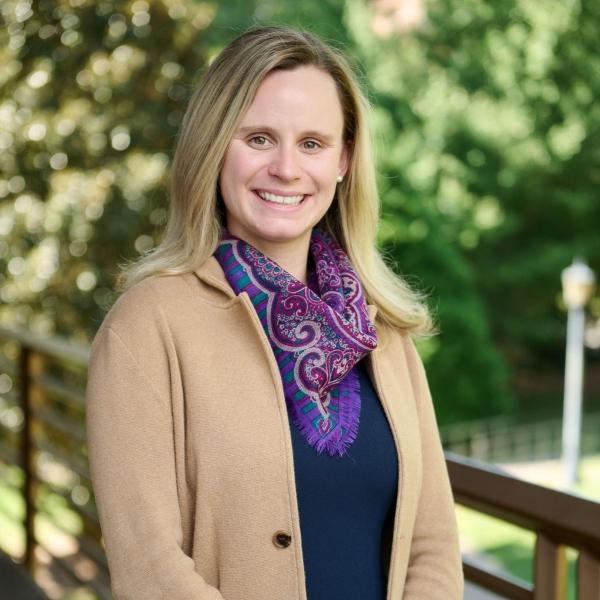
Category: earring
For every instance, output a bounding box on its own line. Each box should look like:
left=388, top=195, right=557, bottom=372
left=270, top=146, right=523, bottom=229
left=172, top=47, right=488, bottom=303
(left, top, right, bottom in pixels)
left=337, top=175, right=343, bottom=183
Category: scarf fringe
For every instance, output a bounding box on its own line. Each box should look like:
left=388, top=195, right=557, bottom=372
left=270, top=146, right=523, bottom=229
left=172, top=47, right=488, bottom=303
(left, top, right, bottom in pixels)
left=290, top=367, right=362, bottom=457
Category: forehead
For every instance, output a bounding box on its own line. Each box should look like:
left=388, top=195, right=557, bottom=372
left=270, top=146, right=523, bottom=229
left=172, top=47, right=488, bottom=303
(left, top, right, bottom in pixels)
left=239, top=66, right=344, bottom=135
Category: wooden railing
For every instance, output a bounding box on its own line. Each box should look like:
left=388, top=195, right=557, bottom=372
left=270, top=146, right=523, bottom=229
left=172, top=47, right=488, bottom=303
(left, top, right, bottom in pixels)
left=0, top=326, right=110, bottom=598
left=1, top=326, right=600, bottom=599
left=448, top=452, right=600, bottom=599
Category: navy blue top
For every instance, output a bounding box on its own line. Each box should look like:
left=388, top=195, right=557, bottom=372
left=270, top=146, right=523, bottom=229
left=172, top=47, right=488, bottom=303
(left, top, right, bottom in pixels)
left=288, top=357, right=399, bottom=600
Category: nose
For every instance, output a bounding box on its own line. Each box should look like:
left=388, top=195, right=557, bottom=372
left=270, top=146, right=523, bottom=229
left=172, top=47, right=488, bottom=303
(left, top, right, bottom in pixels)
left=267, top=145, right=301, bottom=181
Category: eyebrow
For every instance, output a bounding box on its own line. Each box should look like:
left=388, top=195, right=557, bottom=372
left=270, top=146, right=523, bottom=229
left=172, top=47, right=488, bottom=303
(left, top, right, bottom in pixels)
left=236, top=125, right=337, bottom=145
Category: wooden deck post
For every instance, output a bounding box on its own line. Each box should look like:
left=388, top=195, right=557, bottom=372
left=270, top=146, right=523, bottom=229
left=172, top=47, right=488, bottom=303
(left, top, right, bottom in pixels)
left=578, top=550, right=600, bottom=600
left=19, top=346, right=35, bottom=571
left=533, top=533, right=567, bottom=600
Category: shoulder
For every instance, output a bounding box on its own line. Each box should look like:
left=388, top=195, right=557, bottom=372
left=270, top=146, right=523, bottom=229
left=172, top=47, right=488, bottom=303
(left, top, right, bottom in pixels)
left=88, top=272, right=219, bottom=390
left=91, top=263, right=240, bottom=355
left=98, top=274, right=181, bottom=329
left=100, top=257, right=236, bottom=330
left=92, top=272, right=209, bottom=351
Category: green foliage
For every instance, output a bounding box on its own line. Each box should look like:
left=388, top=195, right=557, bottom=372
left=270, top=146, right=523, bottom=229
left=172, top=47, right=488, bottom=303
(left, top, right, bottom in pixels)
left=1, top=0, right=598, bottom=424
left=0, top=0, right=254, bottom=337
left=342, top=0, right=599, bottom=421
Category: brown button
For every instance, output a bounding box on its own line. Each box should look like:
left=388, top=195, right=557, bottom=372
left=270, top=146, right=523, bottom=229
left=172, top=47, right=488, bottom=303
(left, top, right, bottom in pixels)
left=272, top=530, right=292, bottom=548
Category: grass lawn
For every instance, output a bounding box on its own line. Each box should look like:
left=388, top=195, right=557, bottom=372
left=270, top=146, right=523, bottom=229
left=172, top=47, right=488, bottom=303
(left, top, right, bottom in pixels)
left=456, top=454, right=600, bottom=599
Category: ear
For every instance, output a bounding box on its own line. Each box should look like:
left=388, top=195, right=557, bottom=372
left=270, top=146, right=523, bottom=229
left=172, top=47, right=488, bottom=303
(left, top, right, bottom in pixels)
left=338, top=140, right=352, bottom=178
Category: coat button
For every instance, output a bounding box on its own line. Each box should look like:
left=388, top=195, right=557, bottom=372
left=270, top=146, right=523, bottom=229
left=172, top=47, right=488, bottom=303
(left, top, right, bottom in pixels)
left=272, top=530, right=292, bottom=548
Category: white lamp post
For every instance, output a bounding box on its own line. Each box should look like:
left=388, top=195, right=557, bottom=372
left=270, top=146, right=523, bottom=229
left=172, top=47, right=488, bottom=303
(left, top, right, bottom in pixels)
left=561, top=258, right=596, bottom=487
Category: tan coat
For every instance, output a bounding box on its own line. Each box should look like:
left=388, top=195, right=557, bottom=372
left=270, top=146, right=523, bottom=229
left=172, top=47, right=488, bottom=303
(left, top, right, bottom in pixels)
left=85, top=256, right=463, bottom=600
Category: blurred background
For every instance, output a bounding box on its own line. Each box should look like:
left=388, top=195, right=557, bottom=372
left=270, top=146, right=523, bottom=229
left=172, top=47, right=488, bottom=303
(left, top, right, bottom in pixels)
left=0, top=0, right=599, bottom=598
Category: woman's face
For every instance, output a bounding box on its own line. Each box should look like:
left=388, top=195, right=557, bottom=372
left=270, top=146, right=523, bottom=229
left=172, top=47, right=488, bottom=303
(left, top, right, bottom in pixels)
left=219, top=65, right=349, bottom=255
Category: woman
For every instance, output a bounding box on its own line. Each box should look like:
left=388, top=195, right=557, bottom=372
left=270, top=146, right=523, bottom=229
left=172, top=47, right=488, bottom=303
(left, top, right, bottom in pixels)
left=85, top=25, right=463, bottom=599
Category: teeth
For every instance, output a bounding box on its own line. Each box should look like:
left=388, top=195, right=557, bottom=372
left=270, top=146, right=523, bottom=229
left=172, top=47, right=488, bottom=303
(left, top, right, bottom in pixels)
left=257, top=191, right=304, bottom=205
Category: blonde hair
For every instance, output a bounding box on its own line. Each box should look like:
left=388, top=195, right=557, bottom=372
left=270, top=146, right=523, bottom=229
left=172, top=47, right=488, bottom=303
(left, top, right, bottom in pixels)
left=116, top=25, right=433, bottom=340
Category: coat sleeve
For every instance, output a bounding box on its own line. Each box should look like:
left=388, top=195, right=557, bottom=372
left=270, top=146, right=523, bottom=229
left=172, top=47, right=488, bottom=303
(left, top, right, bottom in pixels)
left=85, top=325, right=225, bottom=600
left=402, top=336, right=464, bottom=598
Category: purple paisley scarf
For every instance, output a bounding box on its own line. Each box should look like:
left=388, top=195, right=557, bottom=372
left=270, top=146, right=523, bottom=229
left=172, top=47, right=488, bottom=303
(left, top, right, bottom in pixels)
left=213, top=227, right=378, bottom=456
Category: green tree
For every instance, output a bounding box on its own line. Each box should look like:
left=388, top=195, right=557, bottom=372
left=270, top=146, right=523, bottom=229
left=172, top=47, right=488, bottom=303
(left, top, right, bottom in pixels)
left=3, top=0, right=598, bottom=425
left=342, top=0, right=600, bottom=420
left=0, top=0, right=255, bottom=338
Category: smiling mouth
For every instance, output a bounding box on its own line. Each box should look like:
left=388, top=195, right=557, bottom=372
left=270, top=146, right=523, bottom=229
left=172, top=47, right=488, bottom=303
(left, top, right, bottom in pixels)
left=255, top=190, right=306, bottom=206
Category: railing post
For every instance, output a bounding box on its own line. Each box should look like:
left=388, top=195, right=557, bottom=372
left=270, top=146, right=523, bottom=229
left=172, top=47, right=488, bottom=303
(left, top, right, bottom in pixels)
left=577, top=550, right=600, bottom=600
left=534, top=533, right=567, bottom=600
left=19, top=345, right=35, bottom=571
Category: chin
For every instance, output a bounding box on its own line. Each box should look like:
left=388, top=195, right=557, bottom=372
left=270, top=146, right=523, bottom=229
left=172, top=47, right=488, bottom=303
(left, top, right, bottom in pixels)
left=255, top=218, right=311, bottom=235
left=240, top=222, right=311, bottom=246
left=258, top=228, right=312, bottom=243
